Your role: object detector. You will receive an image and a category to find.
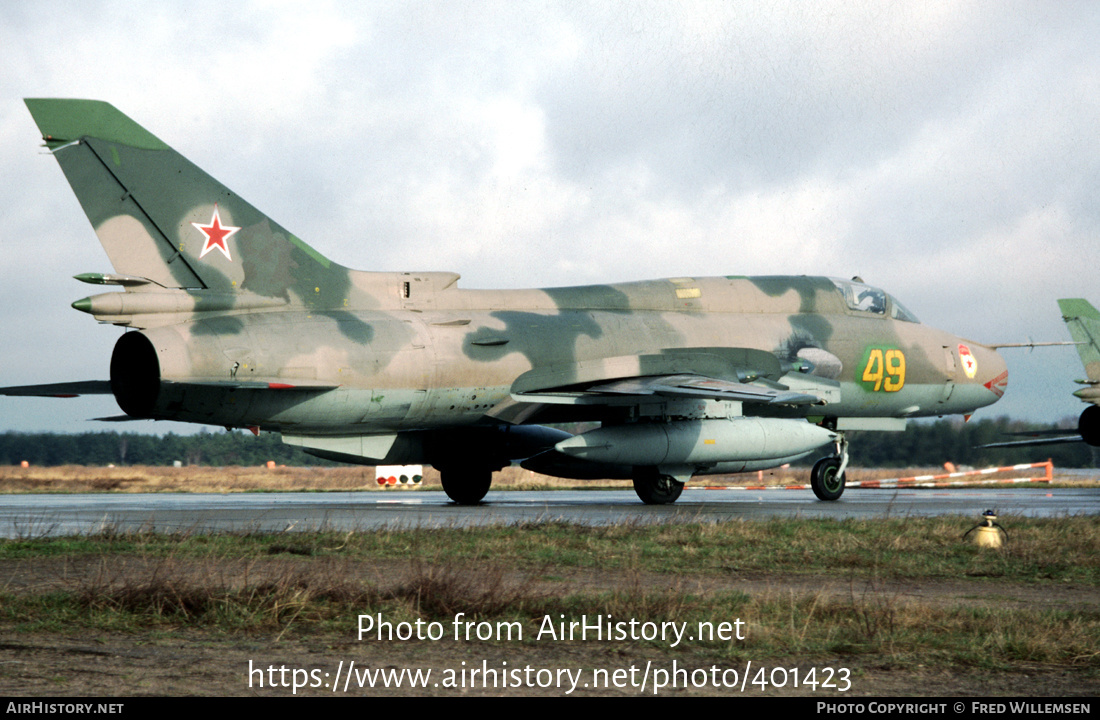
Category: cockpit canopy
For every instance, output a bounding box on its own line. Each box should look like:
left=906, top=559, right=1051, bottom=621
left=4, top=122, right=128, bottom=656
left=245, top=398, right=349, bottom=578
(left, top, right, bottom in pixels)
left=830, top=278, right=919, bottom=323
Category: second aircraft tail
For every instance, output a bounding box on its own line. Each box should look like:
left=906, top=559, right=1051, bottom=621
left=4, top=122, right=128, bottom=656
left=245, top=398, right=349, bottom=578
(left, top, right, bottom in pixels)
left=1058, top=298, right=1100, bottom=385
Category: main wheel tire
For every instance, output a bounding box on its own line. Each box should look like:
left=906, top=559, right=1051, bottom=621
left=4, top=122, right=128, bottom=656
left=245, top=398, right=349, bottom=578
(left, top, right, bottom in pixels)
left=440, top=469, right=492, bottom=505
left=1079, top=404, right=1100, bottom=446
left=810, top=456, right=845, bottom=501
left=632, top=471, right=685, bottom=505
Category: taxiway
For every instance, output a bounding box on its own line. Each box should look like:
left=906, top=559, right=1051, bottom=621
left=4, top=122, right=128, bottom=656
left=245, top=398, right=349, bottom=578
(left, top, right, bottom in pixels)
left=0, top=487, right=1094, bottom=538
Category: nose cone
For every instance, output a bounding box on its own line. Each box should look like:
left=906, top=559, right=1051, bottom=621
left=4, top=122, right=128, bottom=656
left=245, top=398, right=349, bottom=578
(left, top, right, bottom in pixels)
left=960, top=342, right=1008, bottom=410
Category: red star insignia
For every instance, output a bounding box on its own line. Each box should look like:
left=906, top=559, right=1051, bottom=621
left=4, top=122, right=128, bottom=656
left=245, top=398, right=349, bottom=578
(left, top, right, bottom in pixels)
left=192, top=205, right=241, bottom=261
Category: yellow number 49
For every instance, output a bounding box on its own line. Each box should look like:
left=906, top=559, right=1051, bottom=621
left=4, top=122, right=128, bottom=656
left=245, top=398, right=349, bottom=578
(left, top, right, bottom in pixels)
left=861, top=348, right=906, bottom=392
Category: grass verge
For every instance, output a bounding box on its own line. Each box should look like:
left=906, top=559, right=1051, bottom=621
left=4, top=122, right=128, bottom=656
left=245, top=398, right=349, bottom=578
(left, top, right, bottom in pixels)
left=0, top=517, right=1097, bottom=675
left=2, top=516, right=1096, bottom=583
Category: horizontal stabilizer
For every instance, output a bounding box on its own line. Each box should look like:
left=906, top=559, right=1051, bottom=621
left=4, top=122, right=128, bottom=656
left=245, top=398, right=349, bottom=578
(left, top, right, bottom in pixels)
left=979, top=434, right=1082, bottom=448
left=0, top=380, right=112, bottom=397
left=163, top=379, right=339, bottom=391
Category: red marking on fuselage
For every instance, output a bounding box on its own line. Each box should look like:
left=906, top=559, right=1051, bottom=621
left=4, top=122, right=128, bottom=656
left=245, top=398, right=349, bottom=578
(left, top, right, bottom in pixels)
left=984, top=370, right=1009, bottom=398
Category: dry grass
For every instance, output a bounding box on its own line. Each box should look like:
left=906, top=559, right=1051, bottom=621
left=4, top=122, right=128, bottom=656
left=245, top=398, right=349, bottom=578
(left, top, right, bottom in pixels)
left=0, top=463, right=640, bottom=494
left=54, top=554, right=546, bottom=630
left=388, top=560, right=545, bottom=618
left=0, top=518, right=1095, bottom=698
left=6, top=552, right=1094, bottom=669
left=3, top=463, right=1093, bottom=495
left=71, top=555, right=377, bottom=627
left=0, top=464, right=379, bottom=494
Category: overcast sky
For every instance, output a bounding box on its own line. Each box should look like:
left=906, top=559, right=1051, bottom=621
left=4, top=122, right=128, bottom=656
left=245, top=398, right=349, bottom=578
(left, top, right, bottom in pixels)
left=1, top=1, right=1098, bottom=438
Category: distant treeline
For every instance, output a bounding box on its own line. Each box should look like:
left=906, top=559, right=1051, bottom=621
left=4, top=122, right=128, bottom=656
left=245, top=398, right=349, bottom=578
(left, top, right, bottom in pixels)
left=848, top=417, right=1095, bottom=468
left=0, top=417, right=1094, bottom=468
left=0, top=429, right=334, bottom=468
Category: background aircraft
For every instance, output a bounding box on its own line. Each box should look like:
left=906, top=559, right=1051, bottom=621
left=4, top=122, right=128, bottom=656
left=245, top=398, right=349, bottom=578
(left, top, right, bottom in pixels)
left=1, top=99, right=1007, bottom=504
left=982, top=299, right=1100, bottom=449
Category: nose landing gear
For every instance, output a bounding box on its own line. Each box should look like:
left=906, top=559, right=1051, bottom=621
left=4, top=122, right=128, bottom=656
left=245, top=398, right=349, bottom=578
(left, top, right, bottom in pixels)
left=811, top=436, right=849, bottom=501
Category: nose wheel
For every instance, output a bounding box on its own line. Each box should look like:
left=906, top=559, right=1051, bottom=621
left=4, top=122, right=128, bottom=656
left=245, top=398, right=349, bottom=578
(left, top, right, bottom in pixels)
left=811, top=436, right=848, bottom=501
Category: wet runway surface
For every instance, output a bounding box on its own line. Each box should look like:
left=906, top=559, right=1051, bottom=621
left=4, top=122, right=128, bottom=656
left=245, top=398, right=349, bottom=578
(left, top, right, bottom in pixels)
left=0, top=486, right=1095, bottom=537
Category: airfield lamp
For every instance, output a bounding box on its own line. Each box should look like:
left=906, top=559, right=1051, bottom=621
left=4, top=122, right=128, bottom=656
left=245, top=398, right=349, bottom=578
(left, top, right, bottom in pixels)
left=962, top=510, right=1007, bottom=549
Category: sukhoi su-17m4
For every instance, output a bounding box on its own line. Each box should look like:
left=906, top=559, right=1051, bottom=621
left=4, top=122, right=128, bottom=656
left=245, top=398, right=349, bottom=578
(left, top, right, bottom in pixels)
left=2, top=99, right=1009, bottom=505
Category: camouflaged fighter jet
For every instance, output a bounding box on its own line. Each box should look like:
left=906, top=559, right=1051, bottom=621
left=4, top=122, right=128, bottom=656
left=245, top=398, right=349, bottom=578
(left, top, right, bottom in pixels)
left=2, top=99, right=1009, bottom=505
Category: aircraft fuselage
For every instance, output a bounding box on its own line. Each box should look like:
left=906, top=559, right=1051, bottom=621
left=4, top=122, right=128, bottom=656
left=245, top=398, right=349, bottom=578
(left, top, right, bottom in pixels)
left=111, top=274, right=1006, bottom=434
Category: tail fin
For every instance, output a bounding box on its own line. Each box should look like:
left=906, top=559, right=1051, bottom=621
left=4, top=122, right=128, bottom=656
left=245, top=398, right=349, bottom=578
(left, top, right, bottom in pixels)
left=1058, top=298, right=1100, bottom=383
left=25, top=99, right=345, bottom=302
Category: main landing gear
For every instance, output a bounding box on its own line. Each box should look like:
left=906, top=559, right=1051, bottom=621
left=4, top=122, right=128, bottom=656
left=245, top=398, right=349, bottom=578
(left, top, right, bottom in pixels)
left=811, top=436, right=849, bottom=501
left=632, top=468, right=685, bottom=505
left=439, top=467, right=493, bottom=505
